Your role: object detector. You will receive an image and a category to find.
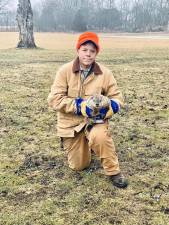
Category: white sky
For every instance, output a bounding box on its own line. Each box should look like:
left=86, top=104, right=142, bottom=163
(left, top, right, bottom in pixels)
left=8, top=0, right=41, bottom=10
left=8, top=0, right=123, bottom=11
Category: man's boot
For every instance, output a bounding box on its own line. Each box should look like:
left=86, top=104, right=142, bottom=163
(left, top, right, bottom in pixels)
left=110, top=173, right=128, bottom=188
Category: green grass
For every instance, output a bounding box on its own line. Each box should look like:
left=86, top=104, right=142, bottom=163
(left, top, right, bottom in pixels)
left=0, top=47, right=169, bottom=225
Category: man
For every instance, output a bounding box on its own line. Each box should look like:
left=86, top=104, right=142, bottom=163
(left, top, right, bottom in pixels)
left=47, top=32, right=128, bottom=188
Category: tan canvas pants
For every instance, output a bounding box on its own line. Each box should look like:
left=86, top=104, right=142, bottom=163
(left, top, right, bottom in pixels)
left=63, top=123, right=120, bottom=176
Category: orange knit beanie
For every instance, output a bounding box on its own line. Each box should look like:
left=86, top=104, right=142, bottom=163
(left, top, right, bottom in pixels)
left=76, top=32, right=100, bottom=52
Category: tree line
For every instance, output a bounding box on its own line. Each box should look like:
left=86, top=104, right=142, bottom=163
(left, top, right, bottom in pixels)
left=0, top=0, right=169, bottom=32
left=32, top=0, right=169, bottom=32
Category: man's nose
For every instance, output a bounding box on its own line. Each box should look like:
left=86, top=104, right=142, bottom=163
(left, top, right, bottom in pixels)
left=86, top=50, right=91, bottom=56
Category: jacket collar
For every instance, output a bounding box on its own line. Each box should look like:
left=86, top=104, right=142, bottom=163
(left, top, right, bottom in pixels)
left=72, top=57, right=103, bottom=75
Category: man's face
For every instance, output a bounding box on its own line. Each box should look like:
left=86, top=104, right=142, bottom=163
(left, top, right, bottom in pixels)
left=77, top=43, right=97, bottom=69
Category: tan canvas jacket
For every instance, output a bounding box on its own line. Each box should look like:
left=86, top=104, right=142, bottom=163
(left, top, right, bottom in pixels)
left=47, top=57, right=124, bottom=137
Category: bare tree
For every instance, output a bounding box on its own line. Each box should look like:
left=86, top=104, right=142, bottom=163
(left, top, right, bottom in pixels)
left=16, top=0, right=36, bottom=48
left=119, top=0, right=131, bottom=30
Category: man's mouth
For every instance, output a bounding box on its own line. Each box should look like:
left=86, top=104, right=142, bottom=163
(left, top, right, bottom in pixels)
left=84, top=58, right=92, bottom=61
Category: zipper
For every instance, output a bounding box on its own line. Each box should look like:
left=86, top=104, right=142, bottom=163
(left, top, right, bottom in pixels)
left=78, top=72, right=94, bottom=97
left=78, top=71, right=85, bottom=97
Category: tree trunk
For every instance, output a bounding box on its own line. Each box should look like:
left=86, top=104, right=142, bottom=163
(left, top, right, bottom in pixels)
left=16, top=0, right=36, bottom=48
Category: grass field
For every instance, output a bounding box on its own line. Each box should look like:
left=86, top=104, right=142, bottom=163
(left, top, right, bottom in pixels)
left=0, top=32, right=169, bottom=225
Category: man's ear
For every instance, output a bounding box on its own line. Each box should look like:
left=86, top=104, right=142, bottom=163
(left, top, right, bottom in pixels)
left=77, top=49, right=80, bottom=56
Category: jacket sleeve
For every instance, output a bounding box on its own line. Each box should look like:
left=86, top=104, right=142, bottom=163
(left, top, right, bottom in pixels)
left=47, top=66, right=75, bottom=113
left=105, top=71, right=124, bottom=108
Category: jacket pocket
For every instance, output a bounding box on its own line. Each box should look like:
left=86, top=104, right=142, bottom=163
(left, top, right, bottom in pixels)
left=58, top=112, right=83, bottom=128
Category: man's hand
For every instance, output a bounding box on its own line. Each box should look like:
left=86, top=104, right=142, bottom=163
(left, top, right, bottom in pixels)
left=75, top=97, right=93, bottom=117
left=104, top=99, right=120, bottom=119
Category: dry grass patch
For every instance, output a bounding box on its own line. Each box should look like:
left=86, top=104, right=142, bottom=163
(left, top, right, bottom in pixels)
left=1, top=32, right=169, bottom=50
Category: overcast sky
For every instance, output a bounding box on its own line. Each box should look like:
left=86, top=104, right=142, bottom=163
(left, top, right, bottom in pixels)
left=8, top=0, right=122, bottom=10
left=9, top=0, right=41, bottom=10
